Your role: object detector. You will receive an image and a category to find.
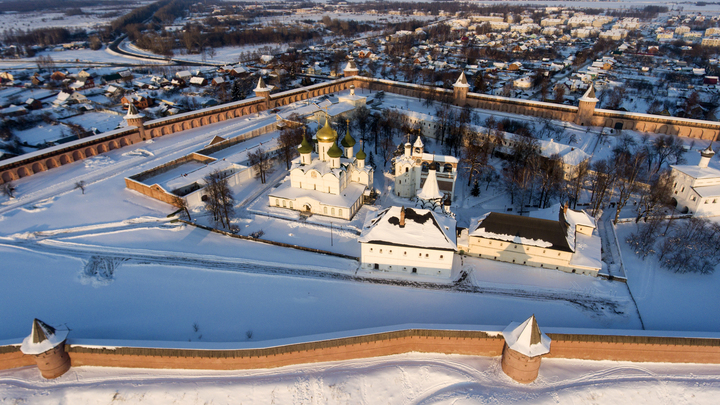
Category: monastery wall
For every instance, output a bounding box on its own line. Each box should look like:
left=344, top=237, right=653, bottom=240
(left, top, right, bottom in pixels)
left=3, top=74, right=720, bottom=185
left=2, top=329, right=720, bottom=374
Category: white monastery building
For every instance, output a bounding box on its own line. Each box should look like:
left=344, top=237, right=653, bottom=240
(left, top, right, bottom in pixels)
left=670, top=145, right=720, bottom=216
left=268, top=119, right=373, bottom=220
left=461, top=204, right=601, bottom=276
left=359, top=206, right=457, bottom=278
left=393, top=136, right=458, bottom=202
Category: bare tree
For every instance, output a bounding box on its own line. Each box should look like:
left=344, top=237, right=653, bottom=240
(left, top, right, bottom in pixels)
left=635, top=170, right=674, bottom=223
left=248, top=147, right=274, bottom=184
left=74, top=180, right=86, bottom=194
left=589, top=159, right=615, bottom=217
left=657, top=218, right=720, bottom=274
left=566, top=159, right=590, bottom=209
left=461, top=132, right=492, bottom=187
left=277, top=126, right=304, bottom=170
left=172, top=195, right=192, bottom=221
left=537, top=153, right=565, bottom=208
left=612, top=138, right=647, bottom=224
left=203, top=170, right=235, bottom=229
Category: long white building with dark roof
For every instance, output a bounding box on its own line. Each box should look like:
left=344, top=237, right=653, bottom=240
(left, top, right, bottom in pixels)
left=462, top=204, right=601, bottom=276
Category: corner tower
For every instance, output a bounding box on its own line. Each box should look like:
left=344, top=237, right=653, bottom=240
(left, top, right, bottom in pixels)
left=575, top=84, right=598, bottom=126
left=453, top=71, right=470, bottom=106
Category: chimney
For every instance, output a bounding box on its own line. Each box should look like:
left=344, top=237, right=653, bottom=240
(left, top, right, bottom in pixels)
left=399, top=206, right=405, bottom=228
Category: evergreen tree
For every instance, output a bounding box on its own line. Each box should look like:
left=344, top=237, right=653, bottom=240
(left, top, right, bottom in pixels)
left=231, top=79, right=243, bottom=101
left=367, top=152, right=375, bottom=168
left=471, top=180, right=480, bottom=197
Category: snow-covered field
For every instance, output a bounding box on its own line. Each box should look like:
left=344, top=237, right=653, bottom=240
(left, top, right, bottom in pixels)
left=2, top=354, right=720, bottom=404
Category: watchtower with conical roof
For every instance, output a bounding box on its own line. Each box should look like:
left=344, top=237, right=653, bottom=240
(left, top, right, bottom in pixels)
left=20, top=318, right=71, bottom=379
left=500, top=315, right=552, bottom=384
left=343, top=59, right=359, bottom=78
left=575, top=83, right=598, bottom=126
left=254, top=76, right=273, bottom=109
left=453, top=71, right=470, bottom=106
left=124, top=103, right=147, bottom=140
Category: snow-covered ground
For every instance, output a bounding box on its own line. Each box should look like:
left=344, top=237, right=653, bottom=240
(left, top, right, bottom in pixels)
left=2, top=354, right=720, bottom=404
left=617, top=221, right=720, bottom=332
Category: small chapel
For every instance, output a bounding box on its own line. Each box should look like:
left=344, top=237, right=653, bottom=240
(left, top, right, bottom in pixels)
left=268, top=118, right=374, bottom=220
left=392, top=136, right=458, bottom=203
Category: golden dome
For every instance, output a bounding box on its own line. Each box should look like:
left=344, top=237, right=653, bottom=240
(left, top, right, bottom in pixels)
left=316, top=119, right=337, bottom=142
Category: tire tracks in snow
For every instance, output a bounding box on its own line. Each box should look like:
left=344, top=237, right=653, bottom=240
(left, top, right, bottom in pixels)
left=1, top=235, right=630, bottom=316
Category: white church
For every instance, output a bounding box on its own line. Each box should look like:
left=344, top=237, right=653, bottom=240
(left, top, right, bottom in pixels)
left=392, top=136, right=459, bottom=203
left=268, top=118, right=374, bottom=220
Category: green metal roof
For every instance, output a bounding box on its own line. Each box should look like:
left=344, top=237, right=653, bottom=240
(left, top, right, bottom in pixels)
left=327, top=142, right=343, bottom=158
left=298, top=137, right=312, bottom=154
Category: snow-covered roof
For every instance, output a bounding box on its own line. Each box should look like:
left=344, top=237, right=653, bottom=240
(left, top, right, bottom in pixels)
left=671, top=164, right=720, bottom=179
left=359, top=206, right=457, bottom=251
left=503, top=315, right=551, bottom=357
left=20, top=319, right=68, bottom=355
left=454, top=71, right=470, bottom=88
left=579, top=84, right=598, bottom=102
left=414, top=135, right=424, bottom=148
left=417, top=169, right=443, bottom=200
left=529, top=203, right=595, bottom=252
left=421, top=153, right=459, bottom=164
left=125, top=103, right=144, bottom=120
left=692, top=184, right=720, bottom=198
left=343, top=60, right=359, bottom=72
left=469, top=212, right=571, bottom=251
left=254, top=77, right=272, bottom=92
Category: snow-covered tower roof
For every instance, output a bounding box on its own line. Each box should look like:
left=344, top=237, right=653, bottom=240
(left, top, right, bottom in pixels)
left=579, top=83, right=598, bottom=102
left=502, top=315, right=551, bottom=358
left=343, top=59, right=359, bottom=73
left=254, top=76, right=272, bottom=93
left=125, top=103, right=144, bottom=120
left=20, top=319, right=69, bottom=355
left=413, top=135, right=424, bottom=148
left=453, top=71, right=470, bottom=88
left=417, top=167, right=443, bottom=201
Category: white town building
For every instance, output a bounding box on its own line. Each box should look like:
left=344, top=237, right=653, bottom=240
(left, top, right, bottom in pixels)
left=359, top=206, right=457, bottom=278
left=670, top=145, right=720, bottom=216
left=392, top=136, right=458, bottom=202
left=268, top=119, right=373, bottom=220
